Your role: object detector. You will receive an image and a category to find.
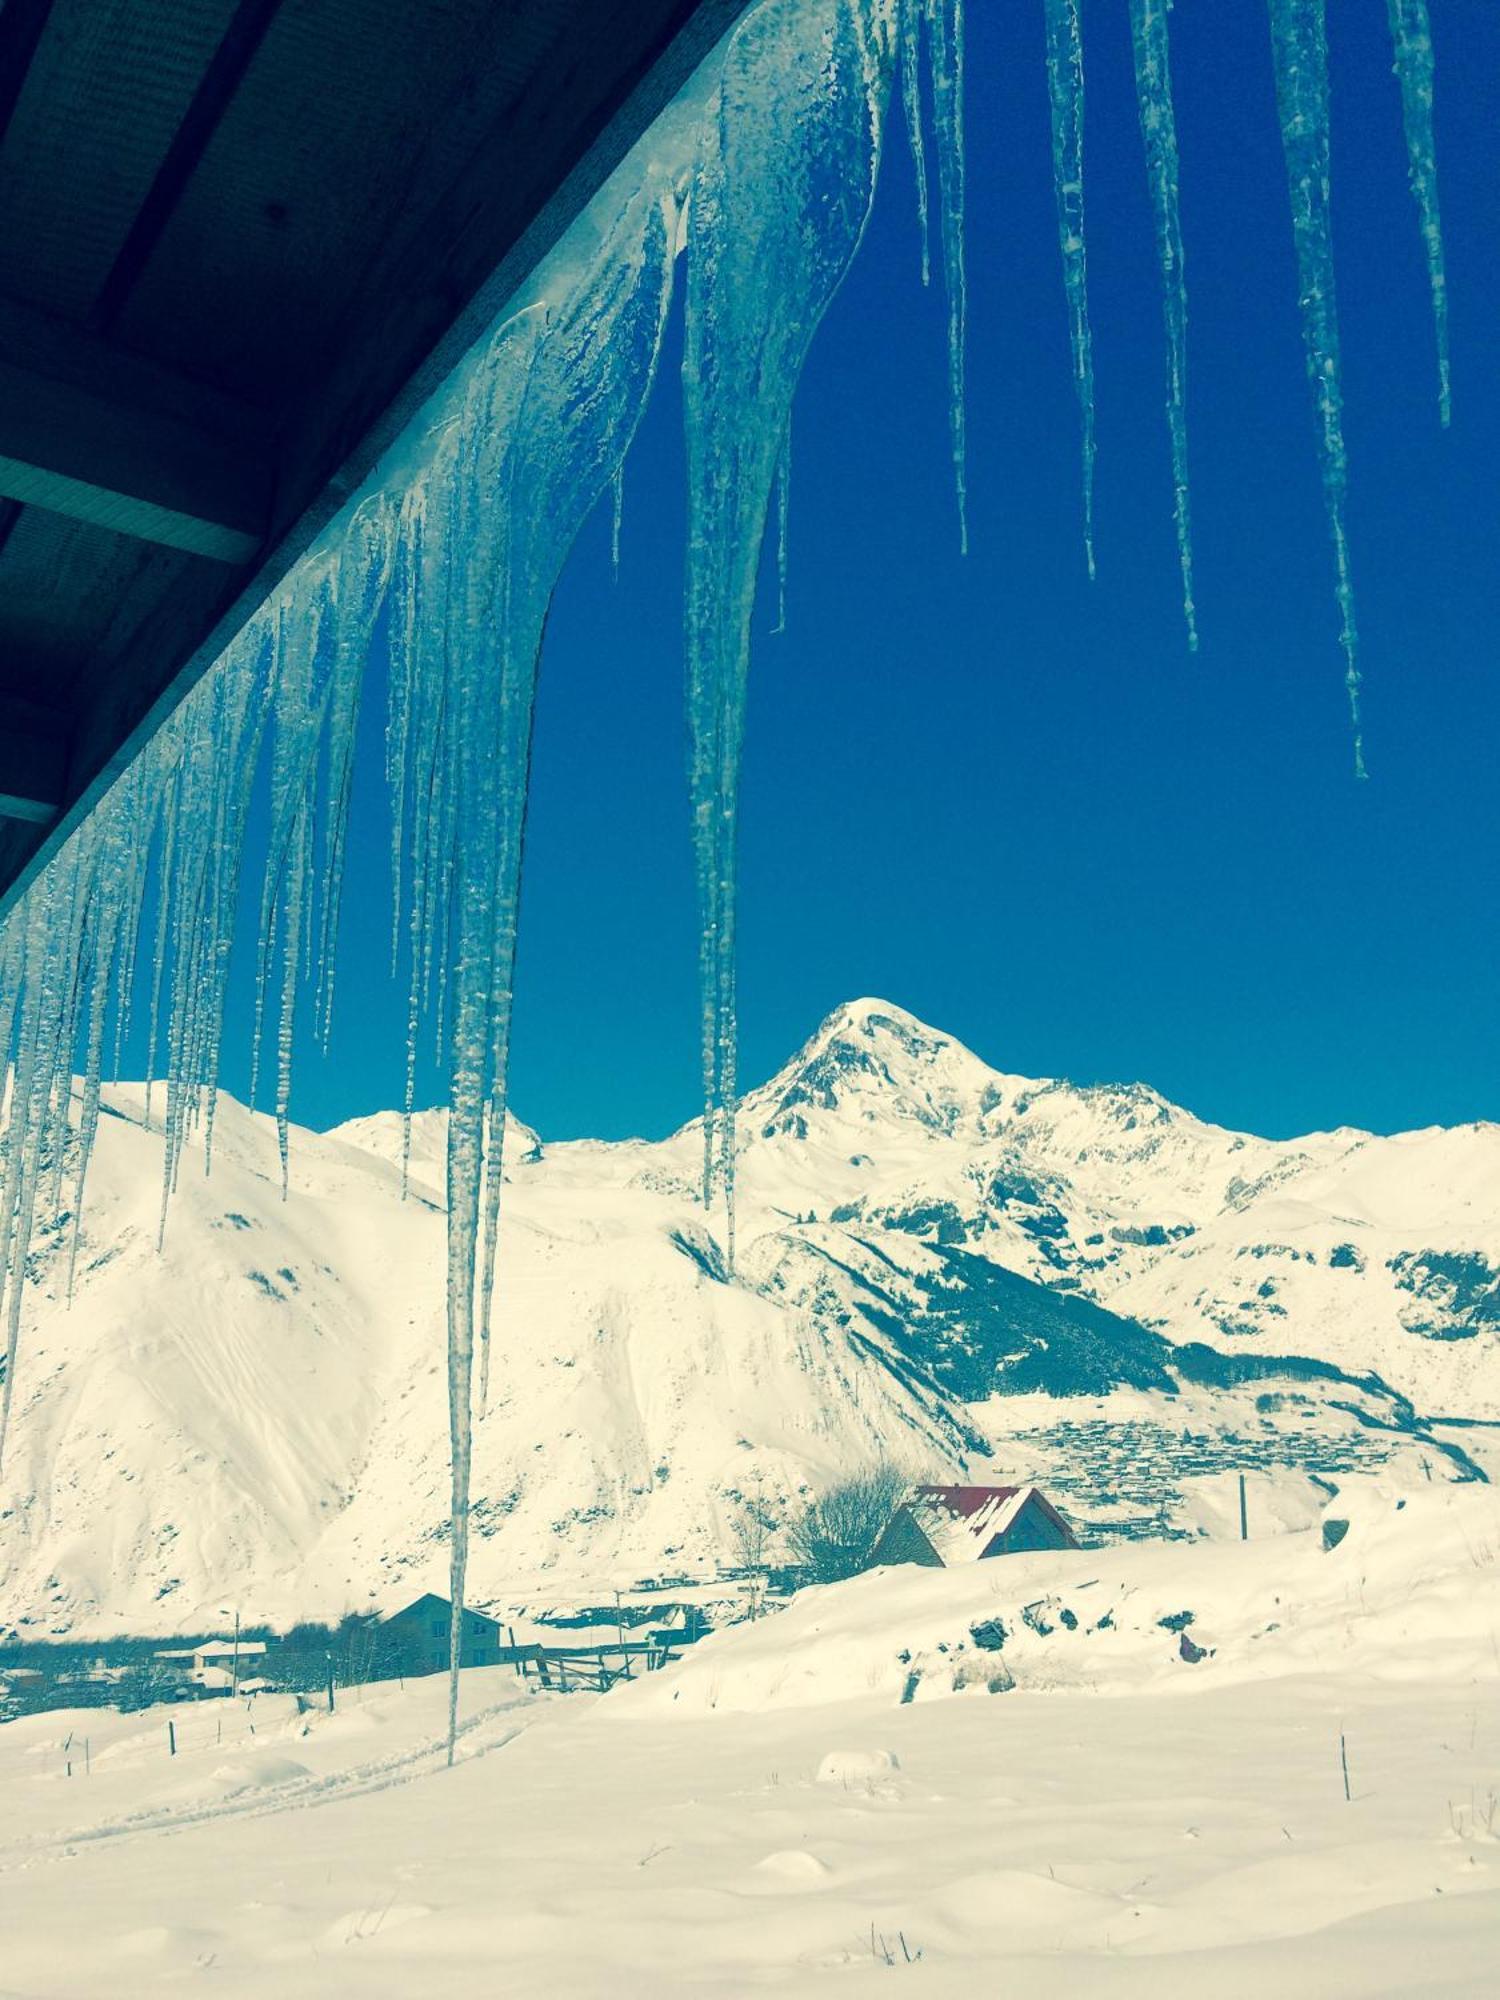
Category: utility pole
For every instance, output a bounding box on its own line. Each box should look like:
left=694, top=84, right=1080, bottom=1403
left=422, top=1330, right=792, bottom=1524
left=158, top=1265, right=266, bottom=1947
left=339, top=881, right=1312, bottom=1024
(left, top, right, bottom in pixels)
left=219, top=1603, right=242, bottom=1698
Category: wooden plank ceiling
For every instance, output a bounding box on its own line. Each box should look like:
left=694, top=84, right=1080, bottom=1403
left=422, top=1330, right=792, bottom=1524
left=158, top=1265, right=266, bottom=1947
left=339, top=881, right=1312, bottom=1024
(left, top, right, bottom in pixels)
left=0, top=0, right=749, bottom=901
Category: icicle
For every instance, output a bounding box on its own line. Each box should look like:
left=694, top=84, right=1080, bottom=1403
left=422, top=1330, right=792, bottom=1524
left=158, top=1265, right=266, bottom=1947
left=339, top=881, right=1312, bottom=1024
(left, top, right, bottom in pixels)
left=249, top=563, right=351, bottom=1194
left=926, top=0, right=967, bottom=556
left=421, top=173, right=676, bottom=1759
left=610, top=463, right=625, bottom=579
left=0, top=861, right=90, bottom=1469
left=773, top=417, right=791, bottom=634
left=385, top=490, right=424, bottom=982
left=199, top=641, right=273, bottom=1175
left=141, top=775, right=179, bottom=1122
left=900, top=0, right=932, bottom=286
left=1042, top=0, right=1096, bottom=578
left=684, top=0, right=894, bottom=1262
left=315, top=496, right=396, bottom=1051
left=1386, top=0, right=1449, bottom=425
left=1268, top=0, right=1365, bottom=777
left=1129, top=0, right=1198, bottom=650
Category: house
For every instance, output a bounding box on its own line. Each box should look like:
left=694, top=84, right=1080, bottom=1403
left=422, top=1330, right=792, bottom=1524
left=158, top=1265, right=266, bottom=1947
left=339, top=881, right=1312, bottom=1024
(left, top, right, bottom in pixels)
left=380, top=1594, right=505, bottom=1676
left=152, top=1640, right=268, bottom=1692
left=869, top=1484, right=1079, bottom=1569
left=643, top=1604, right=709, bottom=1651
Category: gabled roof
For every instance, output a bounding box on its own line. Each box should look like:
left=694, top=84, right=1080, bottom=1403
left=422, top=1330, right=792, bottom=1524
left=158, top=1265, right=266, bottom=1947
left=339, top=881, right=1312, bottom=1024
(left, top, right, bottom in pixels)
left=382, top=1592, right=500, bottom=1628
left=903, top=1483, right=1076, bottom=1564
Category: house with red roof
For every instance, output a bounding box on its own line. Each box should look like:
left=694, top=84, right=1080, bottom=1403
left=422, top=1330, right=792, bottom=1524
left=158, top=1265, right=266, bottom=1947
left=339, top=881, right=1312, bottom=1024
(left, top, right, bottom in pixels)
left=869, top=1484, right=1079, bottom=1568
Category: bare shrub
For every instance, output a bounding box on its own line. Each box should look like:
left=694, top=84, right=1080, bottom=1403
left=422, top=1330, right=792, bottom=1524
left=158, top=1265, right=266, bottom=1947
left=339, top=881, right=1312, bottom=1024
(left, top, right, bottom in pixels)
left=785, top=1464, right=908, bottom=1584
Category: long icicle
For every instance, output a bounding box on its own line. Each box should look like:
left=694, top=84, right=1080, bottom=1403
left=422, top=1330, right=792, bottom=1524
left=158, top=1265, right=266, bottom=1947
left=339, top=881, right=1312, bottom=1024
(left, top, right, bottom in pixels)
left=315, top=497, right=396, bottom=1053
left=1385, top=0, right=1449, bottom=426
left=1268, top=0, right=1365, bottom=777
left=685, top=0, right=895, bottom=1270
left=1129, top=0, right=1198, bottom=650
left=926, top=0, right=967, bottom=555
left=773, top=415, right=791, bottom=635
left=900, top=0, right=932, bottom=286
left=436, top=174, right=678, bottom=1759
left=1042, top=0, right=1095, bottom=578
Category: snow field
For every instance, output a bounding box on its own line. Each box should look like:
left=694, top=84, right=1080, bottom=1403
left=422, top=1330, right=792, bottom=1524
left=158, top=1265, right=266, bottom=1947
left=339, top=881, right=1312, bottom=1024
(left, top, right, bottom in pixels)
left=1, top=1486, right=1496, bottom=1995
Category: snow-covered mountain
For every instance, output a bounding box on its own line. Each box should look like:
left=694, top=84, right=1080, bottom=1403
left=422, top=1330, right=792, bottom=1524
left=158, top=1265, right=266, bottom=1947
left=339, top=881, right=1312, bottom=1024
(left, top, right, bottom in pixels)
left=1, top=999, right=1495, bottom=1635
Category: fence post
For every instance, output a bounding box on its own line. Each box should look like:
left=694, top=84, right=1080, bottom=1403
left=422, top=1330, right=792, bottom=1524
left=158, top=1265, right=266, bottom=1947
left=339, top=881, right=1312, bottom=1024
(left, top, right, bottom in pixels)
left=1239, top=1473, right=1248, bottom=1542
left=168, top=1719, right=177, bottom=1757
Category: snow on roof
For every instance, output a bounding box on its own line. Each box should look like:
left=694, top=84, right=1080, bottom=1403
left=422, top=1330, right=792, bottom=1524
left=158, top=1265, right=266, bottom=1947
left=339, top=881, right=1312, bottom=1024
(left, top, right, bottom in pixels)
left=194, top=1641, right=268, bottom=1658
left=905, top=1484, right=1034, bottom=1564
left=381, top=1593, right=500, bottom=1628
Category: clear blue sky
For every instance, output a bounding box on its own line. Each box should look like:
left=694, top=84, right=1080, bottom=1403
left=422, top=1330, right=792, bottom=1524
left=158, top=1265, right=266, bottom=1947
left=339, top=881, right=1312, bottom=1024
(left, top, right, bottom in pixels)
left=218, top=0, right=1500, bottom=1145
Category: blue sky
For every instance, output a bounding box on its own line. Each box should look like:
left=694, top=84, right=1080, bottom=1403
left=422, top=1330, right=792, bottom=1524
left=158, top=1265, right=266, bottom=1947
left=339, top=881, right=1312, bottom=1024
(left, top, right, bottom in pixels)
left=221, top=0, right=1500, bottom=1145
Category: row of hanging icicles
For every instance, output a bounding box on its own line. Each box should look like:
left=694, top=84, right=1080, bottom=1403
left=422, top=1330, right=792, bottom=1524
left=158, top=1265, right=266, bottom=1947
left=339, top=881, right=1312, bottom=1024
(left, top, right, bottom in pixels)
left=0, top=0, right=1453, bottom=1756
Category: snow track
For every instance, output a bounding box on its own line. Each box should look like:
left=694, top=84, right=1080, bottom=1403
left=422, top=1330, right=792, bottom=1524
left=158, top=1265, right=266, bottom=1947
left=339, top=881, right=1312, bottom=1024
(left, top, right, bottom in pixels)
left=0, top=1691, right=543, bottom=1874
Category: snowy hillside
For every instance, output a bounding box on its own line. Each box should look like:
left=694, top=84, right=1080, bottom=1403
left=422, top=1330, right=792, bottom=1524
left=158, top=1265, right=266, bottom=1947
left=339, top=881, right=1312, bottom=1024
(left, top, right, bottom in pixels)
left=0, top=999, right=1495, bottom=1634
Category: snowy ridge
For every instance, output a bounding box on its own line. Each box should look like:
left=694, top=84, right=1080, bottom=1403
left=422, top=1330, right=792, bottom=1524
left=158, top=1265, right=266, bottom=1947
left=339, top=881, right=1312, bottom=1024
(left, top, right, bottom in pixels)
left=0, top=999, right=1495, bottom=1636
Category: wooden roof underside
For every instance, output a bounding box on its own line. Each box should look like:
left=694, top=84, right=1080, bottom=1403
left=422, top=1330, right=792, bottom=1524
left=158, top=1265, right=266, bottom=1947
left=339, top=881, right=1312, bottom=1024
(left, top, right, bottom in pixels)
left=0, top=0, right=749, bottom=906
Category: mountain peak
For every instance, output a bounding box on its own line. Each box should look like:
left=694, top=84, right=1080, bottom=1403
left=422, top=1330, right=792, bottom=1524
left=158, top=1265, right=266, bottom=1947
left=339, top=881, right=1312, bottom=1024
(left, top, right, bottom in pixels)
left=806, top=997, right=957, bottom=1063
left=749, top=997, right=1008, bottom=1146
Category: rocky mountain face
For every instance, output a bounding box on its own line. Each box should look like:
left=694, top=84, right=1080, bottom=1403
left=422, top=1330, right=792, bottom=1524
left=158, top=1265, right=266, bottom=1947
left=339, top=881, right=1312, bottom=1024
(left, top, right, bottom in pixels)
left=1, top=1000, right=1494, bottom=1634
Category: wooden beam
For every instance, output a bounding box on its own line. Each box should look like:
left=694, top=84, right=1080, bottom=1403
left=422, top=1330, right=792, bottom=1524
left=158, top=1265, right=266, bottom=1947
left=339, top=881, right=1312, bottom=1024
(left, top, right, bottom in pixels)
left=89, top=0, right=288, bottom=336
left=0, top=0, right=753, bottom=918
left=0, top=299, right=270, bottom=561
left=0, top=0, right=57, bottom=153
left=277, top=0, right=753, bottom=525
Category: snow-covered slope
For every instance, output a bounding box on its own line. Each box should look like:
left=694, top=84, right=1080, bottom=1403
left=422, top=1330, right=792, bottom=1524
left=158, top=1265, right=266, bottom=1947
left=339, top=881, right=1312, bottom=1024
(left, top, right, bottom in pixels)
left=1, top=1000, right=1495, bottom=1634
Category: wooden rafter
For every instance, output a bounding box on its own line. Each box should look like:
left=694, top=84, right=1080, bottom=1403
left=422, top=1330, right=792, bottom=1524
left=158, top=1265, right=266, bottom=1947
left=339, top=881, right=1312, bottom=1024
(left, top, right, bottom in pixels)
left=89, top=0, right=288, bottom=335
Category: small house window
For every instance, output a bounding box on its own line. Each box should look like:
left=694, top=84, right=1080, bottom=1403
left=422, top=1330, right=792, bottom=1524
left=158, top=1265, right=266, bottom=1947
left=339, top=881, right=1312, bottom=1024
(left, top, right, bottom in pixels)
left=431, top=1619, right=444, bottom=1636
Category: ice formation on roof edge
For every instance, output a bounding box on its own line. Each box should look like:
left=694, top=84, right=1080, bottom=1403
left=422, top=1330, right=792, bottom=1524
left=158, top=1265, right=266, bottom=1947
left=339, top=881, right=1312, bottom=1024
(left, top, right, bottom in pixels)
left=0, top=0, right=1453, bottom=1764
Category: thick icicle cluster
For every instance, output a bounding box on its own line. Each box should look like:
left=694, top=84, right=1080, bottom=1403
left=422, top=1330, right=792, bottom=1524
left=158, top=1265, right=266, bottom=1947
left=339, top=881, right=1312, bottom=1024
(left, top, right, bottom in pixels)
left=0, top=0, right=954, bottom=1764
left=684, top=0, right=966, bottom=1266
left=0, top=0, right=1457, bottom=1767
left=684, top=0, right=893, bottom=1269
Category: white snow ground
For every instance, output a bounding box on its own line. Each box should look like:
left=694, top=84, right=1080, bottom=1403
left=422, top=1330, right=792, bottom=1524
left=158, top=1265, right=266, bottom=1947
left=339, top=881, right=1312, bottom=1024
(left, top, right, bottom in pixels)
left=3, top=999, right=1497, bottom=1635
left=1, top=1486, right=1497, bottom=1996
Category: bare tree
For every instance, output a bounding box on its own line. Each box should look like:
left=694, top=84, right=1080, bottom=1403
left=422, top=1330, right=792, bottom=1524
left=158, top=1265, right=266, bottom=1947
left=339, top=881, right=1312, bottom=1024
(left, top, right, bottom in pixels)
left=730, top=1478, right=778, bottom=1574
left=785, top=1463, right=908, bottom=1584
